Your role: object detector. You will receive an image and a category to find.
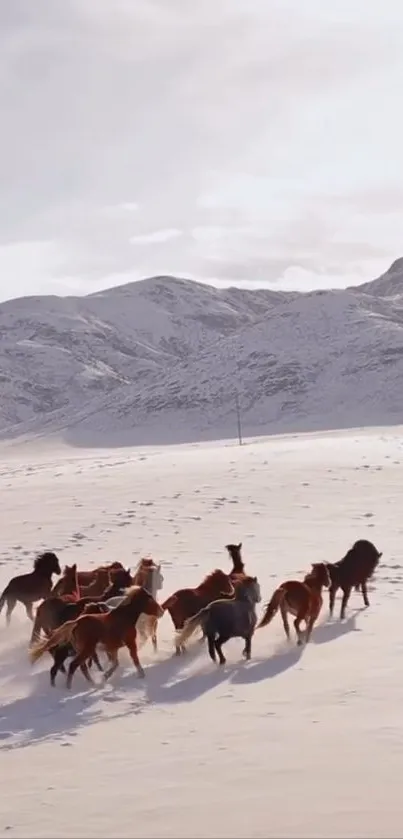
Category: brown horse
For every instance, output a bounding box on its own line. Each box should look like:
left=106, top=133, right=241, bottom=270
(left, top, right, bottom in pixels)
left=30, top=571, right=129, bottom=646
left=30, top=585, right=164, bottom=689
left=226, top=543, right=245, bottom=576
left=50, top=564, right=80, bottom=603
left=326, top=539, right=382, bottom=619
left=257, top=563, right=331, bottom=645
left=162, top=569, right=235, bottom=655
left=0, top=551, right=61, bottom=625
left=79, top=568, right=112, bottom=598
left=46, top=602, right=109, bottom=686
left=51, top=561, right=127, bottom=595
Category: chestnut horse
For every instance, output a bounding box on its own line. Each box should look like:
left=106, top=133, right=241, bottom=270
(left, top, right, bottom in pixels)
left=162, top=569, right=235, bottom=655
left=30, top=570, right=129, bottom=646
left=49, top=563, right=80, bottom=603
left=30, top=585, right=164, bottom=689
left=326, top=539, right=382, bottom=619
left=79, top=568, right=112, bottom=598
left=0, top=551, right=61, bottom=625
left=51, top=561, right=127, bottom=595
left=257, top=563, right=331, bottom=645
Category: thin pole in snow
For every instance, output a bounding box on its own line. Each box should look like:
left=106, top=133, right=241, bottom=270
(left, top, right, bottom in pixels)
left=235, top=391, right=243, bottom=446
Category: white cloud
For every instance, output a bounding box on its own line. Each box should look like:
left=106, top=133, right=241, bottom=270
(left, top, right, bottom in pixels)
left=0, top=0, right=403, bottom=301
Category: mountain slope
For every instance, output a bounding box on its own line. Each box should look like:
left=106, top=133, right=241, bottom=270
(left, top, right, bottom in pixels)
left=0, top=276, right=288, bottom=432
left=1, top=262, right=403, bottom=445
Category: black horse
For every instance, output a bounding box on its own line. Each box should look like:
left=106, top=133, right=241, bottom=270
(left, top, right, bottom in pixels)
left=0, top=551, right=61, bottom=625
left=175, top=575, right=261, bottom=665
left=327, top=539, right=382, bottom=619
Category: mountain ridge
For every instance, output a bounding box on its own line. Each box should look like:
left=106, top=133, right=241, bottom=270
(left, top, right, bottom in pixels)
left=1, top=260, right=403, bottom=446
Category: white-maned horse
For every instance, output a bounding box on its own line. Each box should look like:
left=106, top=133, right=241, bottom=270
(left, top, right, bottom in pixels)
left=105, top=557, right=164, bottom=650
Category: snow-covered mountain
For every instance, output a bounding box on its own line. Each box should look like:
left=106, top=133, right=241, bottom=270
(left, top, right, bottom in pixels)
left=1, top=262, right=403, bottom=446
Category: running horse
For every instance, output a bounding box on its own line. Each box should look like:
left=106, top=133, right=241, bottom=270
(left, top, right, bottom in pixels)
left=0, top=551, right=61, bottom=625
left=161, top=568, right=235, bottom=655
left=175, top=574, right=261, bottom=665
left=257, top=562, right=331, bottom=645
left=104, top=558, right=164, bottom=650
left=30, top=585, right=164, bottom=689
left=326, top=539, right=382, bottom=620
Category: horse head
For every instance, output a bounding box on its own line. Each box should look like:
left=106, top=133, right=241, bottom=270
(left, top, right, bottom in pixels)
left=34, top=551, right=61, bottom=577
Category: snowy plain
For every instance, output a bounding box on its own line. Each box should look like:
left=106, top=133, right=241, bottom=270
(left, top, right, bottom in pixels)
left=0, top=425, right=402, bottom=838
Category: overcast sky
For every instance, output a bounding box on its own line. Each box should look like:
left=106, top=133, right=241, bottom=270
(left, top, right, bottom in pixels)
left=1, top=0, right=403, bottom=301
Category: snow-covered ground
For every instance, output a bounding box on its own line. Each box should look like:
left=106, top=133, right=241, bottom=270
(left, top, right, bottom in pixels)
left=0, top=426, right=402, bottom=837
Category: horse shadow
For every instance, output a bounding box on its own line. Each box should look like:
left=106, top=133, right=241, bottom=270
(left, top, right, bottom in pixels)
left=230, top=644, right=304, bottom=685
left=0, top=666, right=106, bottom=751
left=137, top=640, right=233, bottom=704
left=312, top=609, right=363, bottom=645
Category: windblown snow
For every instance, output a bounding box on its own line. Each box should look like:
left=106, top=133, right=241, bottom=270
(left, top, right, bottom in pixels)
left=1, top=259, right=403, bottom=448
left=0, top=427, right=402, bottom=838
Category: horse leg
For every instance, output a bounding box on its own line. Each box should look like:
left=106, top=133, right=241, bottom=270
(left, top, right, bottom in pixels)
left=293, top=615, right=306, bottom=646
left=329, top=586, right=337, bottom=618
left=207, top=634, right=217, bottom=662
left=242, top=635, right=252, bottom=660
left=66, top=649, right=93, bottom=689
left=50, top=646, right=71, bottom=687
left=214, top=634, right=229, bottom=666
left=361, top=580, right=370, bottom=608
left=5, top=597, right=17, bottom=627
left=127, top=639, right=145, bottom=678
left=92, top=650, right=103, bottom=672
left=103, top=651, right=120, bottom=682
left=150, top=616, right=158, bottom=652
left=79, top=660, right=95, bottom=686
left=25, top=602, right=34, bottom=622
left=279, top=602, right=291, bottom=640
left=340, top=586, right=352, bottom=620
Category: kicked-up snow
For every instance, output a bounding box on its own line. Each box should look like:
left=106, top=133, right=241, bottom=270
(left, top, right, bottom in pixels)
left=0, top=426, right=402, bottom=837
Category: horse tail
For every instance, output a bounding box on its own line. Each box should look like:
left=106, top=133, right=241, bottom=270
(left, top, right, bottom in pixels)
left=257, top=586, right=286, bottom=629
left=29, top=607, right=44, bottom=646
left=29, top=619, right=78, bottom=664
left=0, top=583, right=11, bottom=614
left=175, top=606, right=209, bottom=648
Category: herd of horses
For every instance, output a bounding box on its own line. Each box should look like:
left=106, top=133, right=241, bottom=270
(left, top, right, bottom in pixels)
left=0, top=538, right=382, bottom=690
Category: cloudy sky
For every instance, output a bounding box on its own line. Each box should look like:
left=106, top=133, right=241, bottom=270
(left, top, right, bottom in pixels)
left=1, top=0, right=403, bottom=301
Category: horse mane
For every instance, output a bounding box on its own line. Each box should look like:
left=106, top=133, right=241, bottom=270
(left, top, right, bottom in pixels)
left=200, top=568, right=227, bottom=586
left=33, top=551, right=56, bottom=572
left=137, top=557, right=158, bottom=570
left=121, top=583, right=143, bottom=599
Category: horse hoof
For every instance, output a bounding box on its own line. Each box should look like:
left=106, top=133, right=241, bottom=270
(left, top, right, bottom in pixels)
left=137, top=670, right=145, bottom=679
left=297, top=639, right=303, bottom=647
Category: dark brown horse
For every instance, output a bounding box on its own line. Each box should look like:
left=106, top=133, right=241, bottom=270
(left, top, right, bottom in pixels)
left=30, top=585, right=164, bottom=689
left=226, top=543, right=245, bottom=576
left=258, top=563, right=331, bottom=645
left=0, top=551, right=61, bottom=625
left=162, top=569, right=235, bottom=655
left=327, top=539, right=382, bottom=619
